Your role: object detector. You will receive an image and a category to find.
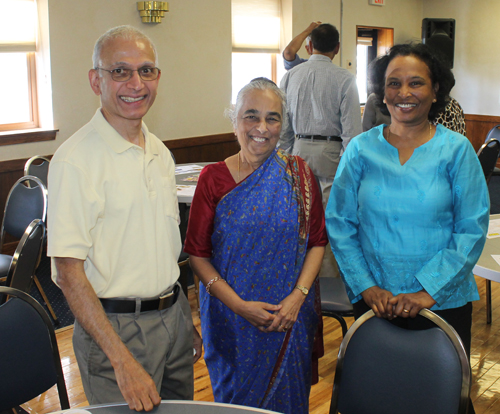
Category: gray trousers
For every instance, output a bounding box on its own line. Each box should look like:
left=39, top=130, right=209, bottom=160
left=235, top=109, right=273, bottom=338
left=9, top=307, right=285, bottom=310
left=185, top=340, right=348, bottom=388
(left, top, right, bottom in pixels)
left=293, top=138, right=341, bottom=278
left=73, top=289, right=194, bottom=404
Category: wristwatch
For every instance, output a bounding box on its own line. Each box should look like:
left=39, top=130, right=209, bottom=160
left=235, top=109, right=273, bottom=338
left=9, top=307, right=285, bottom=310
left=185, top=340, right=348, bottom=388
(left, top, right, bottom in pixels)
left=295, top=285, right=309, bottom=296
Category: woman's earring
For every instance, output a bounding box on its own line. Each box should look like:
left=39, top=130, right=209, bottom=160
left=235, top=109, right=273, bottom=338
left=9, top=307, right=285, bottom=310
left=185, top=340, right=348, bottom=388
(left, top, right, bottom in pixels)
left=383, top=99, right=386, bottom=104
left=432, top=98, right=437, bottom=103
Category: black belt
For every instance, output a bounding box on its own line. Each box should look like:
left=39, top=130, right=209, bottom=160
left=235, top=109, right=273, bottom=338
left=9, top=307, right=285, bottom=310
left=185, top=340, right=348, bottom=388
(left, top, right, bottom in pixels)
left=296, top=135, right=342, bottom=142
left=99, top=284, right=180, bottom=314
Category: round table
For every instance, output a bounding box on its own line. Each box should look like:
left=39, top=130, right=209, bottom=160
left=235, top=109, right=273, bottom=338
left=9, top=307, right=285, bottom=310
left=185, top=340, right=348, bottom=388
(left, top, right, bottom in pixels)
left=473, top=214, right=500, bottom=323
left=65, top=400, right=282, bottom=414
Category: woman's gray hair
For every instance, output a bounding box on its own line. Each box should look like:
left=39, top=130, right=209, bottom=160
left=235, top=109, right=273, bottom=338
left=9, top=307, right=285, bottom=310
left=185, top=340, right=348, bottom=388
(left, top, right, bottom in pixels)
left=226, top=78, right=287, bottom=128
left=92, top=25, right=158, bottom=67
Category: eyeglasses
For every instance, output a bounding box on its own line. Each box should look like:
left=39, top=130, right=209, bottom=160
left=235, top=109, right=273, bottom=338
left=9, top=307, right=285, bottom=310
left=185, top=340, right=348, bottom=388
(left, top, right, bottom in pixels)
left=95, top=66, right=161, bottom=82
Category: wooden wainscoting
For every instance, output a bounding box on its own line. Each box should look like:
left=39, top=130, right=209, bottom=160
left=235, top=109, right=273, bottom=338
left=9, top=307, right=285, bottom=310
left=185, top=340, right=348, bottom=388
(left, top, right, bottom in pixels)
left=166, top=132, right=238, bottom=164
left=0, top=132, right=239, bottom=253
left=0, top=115, right=498, bottom=253
left=465, top=114, right=500, bottom=152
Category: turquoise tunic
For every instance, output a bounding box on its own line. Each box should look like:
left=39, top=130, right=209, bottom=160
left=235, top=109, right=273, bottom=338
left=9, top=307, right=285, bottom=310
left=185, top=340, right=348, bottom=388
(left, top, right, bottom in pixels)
left=325, top=124, right=489, bottom=310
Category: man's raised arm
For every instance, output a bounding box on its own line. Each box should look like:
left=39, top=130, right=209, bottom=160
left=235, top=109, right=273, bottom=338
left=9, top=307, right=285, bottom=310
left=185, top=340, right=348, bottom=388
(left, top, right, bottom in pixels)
left=282, top=21, right=322, bottom=62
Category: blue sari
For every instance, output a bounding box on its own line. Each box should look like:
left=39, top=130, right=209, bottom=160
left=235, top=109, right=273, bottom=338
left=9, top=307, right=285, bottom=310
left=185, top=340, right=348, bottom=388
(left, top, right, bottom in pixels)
left=199, top=149, right=319, bottom=414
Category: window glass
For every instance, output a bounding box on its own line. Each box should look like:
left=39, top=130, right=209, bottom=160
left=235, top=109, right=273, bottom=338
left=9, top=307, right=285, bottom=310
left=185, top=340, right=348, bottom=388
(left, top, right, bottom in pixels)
left=0, top=53, right=31, bottom=126
left=232, top=53, right=273, bottom=103
left=356, top=44, right=368, bottom=104
left=231, top=53, right=286, bottom=104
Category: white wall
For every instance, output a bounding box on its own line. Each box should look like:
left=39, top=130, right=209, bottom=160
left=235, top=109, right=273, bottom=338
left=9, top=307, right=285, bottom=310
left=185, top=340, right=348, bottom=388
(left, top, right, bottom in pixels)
left=1, top=0, right=233, bottom=161
left=287, top=0, right=423, bottom=75
left=2, top=0, right=497, bottom=162
left=288, top=0, right=341, bottom=66
left=422, top=0, right=500, bottom=116
left=341, top=0, right=423, bottom=74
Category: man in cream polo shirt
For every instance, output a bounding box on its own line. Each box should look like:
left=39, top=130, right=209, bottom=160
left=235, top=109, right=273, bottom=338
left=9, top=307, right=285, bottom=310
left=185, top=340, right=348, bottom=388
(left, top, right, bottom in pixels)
left=47, top=26, right=202, bottom=411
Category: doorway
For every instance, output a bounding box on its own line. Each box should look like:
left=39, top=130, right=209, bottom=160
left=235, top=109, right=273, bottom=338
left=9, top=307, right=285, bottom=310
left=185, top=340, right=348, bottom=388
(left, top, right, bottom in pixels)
left=356, top=26, right=394, bottom=104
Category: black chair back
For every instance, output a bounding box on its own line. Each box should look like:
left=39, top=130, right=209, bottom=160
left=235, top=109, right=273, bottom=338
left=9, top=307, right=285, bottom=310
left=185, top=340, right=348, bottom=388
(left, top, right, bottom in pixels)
left=0, top=286, right=70, bottom=411
left=477, top=138, right=500, bottom=183
left=486, top=124, right=500, bottom=141
left=0, top=175, right=47, bottom=247
left=330, top=309, right=470, bottom=414
left=3, top=219, right=45, bottom=295
left=24, top=156, right=50, bottom=188
left=319, top=276, right=353, bottom=337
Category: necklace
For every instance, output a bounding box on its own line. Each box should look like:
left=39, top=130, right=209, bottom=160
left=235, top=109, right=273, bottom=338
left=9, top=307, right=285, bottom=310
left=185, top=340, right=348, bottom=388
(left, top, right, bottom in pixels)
left=237, top=151, right=257, bottom=182
left=387, top=122, right=432, bottom=143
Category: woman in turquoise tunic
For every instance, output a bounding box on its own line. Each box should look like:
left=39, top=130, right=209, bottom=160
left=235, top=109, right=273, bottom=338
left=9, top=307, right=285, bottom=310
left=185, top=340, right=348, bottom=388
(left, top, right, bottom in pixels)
left=325, top=44, right=488, bottom=413
left=184, top=79, right=327, bottom=413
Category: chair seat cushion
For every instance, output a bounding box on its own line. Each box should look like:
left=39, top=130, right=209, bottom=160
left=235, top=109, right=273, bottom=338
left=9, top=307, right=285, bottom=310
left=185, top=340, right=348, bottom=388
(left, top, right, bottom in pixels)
left=0, top=254, right=12, bottom=278
left=320, top=277, right=353, bottom=313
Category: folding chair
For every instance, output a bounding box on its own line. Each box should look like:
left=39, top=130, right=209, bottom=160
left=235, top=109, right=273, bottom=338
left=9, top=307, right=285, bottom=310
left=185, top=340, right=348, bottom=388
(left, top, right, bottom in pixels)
left=0, top=286, right=70, bottom=411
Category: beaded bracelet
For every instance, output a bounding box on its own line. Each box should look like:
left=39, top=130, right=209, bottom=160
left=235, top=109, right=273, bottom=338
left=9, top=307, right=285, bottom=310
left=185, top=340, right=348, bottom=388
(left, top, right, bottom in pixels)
left=206, top=277, right=226, bottom=296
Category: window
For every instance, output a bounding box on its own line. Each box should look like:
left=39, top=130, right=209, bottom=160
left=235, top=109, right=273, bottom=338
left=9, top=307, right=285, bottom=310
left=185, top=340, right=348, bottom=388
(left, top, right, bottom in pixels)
left=231, top=0, right=284, bottom=103
left=356, top=43, right=369, bottom=104
left=0, top=0, right=39, bottom=132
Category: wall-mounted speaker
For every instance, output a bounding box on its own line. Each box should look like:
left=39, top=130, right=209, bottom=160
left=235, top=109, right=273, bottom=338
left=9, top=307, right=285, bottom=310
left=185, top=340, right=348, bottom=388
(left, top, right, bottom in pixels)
left=422, top=18, right=455, bottom=68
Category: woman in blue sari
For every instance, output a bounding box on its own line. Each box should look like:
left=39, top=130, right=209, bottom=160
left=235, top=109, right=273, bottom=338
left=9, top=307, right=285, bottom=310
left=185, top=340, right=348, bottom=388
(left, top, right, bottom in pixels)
left=184, top=79, right=327, bottom=413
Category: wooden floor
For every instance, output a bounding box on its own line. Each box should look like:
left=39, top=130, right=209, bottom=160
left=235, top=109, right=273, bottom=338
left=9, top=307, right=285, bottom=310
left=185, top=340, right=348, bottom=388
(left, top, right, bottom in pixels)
left=24, top=276, right=500, bottom=414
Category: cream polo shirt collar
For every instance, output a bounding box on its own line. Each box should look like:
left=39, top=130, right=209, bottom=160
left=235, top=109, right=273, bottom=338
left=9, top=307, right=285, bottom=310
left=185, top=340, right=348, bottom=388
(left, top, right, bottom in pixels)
left=89, top=108, right=160, bottom=156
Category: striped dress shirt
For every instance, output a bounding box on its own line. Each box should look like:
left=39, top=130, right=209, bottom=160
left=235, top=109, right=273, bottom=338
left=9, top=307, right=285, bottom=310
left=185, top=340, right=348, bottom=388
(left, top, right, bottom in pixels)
left=280, top=54, right=362, bottom=152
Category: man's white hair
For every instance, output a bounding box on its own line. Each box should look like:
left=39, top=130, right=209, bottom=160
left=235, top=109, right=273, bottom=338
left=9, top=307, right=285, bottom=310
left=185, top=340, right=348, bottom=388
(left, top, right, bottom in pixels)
left=92, top=25, right=158, bottom=67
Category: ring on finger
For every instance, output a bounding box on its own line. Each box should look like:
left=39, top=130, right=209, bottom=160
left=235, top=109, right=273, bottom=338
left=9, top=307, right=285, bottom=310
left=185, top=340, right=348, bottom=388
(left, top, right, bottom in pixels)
left=403, top=309, right=410, bottom=313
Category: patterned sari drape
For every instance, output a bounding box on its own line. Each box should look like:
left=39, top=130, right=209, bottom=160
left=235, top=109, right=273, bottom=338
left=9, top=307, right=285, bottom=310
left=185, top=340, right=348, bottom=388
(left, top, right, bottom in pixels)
left=200, top=149, right=319, bottom=414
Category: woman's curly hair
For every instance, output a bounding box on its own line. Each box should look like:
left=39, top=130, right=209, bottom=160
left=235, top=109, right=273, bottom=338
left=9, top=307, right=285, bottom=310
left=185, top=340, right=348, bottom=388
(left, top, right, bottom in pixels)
left=369, top=43, right=455, bottom=121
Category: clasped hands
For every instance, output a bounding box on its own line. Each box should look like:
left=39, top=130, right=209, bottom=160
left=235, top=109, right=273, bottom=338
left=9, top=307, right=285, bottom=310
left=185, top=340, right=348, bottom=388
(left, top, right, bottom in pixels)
left=361, top=286, right=436, bottom=319
left=237, top=289, right=306, bottom=333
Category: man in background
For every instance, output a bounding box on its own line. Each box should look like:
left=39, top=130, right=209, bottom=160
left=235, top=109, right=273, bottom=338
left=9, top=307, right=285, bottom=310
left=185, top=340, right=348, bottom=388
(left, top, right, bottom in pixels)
left=280, top=23, right=361, bottom=207
left=280, top=23, right=362, bottom=278
left=48, top=25, right=202, bottom=411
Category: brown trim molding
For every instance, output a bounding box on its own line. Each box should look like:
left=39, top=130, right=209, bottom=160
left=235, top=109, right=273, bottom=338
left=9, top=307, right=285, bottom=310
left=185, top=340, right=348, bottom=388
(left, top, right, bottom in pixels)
left=464, top=114, right=500, bottom=152
left=0, top=129, right=57, bottom=147
left=0, top=155, right=52, bottom=174
left=164, top=132, right=235, bottom=149
left=465, top=114, right=500, bottom=123
left=164, top=132, right=238, bottom=164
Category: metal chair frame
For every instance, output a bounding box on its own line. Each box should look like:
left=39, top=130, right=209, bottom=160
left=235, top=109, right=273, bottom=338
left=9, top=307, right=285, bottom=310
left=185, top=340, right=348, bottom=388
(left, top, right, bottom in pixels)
left=1, top=219, right=46, bottom=305
left=24, top=155, right=50, bottom=188
left=330, top=309, right=470, bottom=414
left=0, top=175, right=47, bottom=247
left=0, top=176, right=57, bottom=322
left=484, top=124, right=500, bottom=180
left=320, top=276, right=354, bottom=337
left=0, top=286, right=70, bottom=411
left=477, top=138, right=500, bottom=184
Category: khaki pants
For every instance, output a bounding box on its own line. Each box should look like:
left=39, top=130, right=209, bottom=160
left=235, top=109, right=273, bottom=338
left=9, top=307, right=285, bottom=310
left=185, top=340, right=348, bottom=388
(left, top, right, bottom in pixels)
left=73, top=289, right=194, bottom=404
left=292, top=138, right=342, bottom=279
